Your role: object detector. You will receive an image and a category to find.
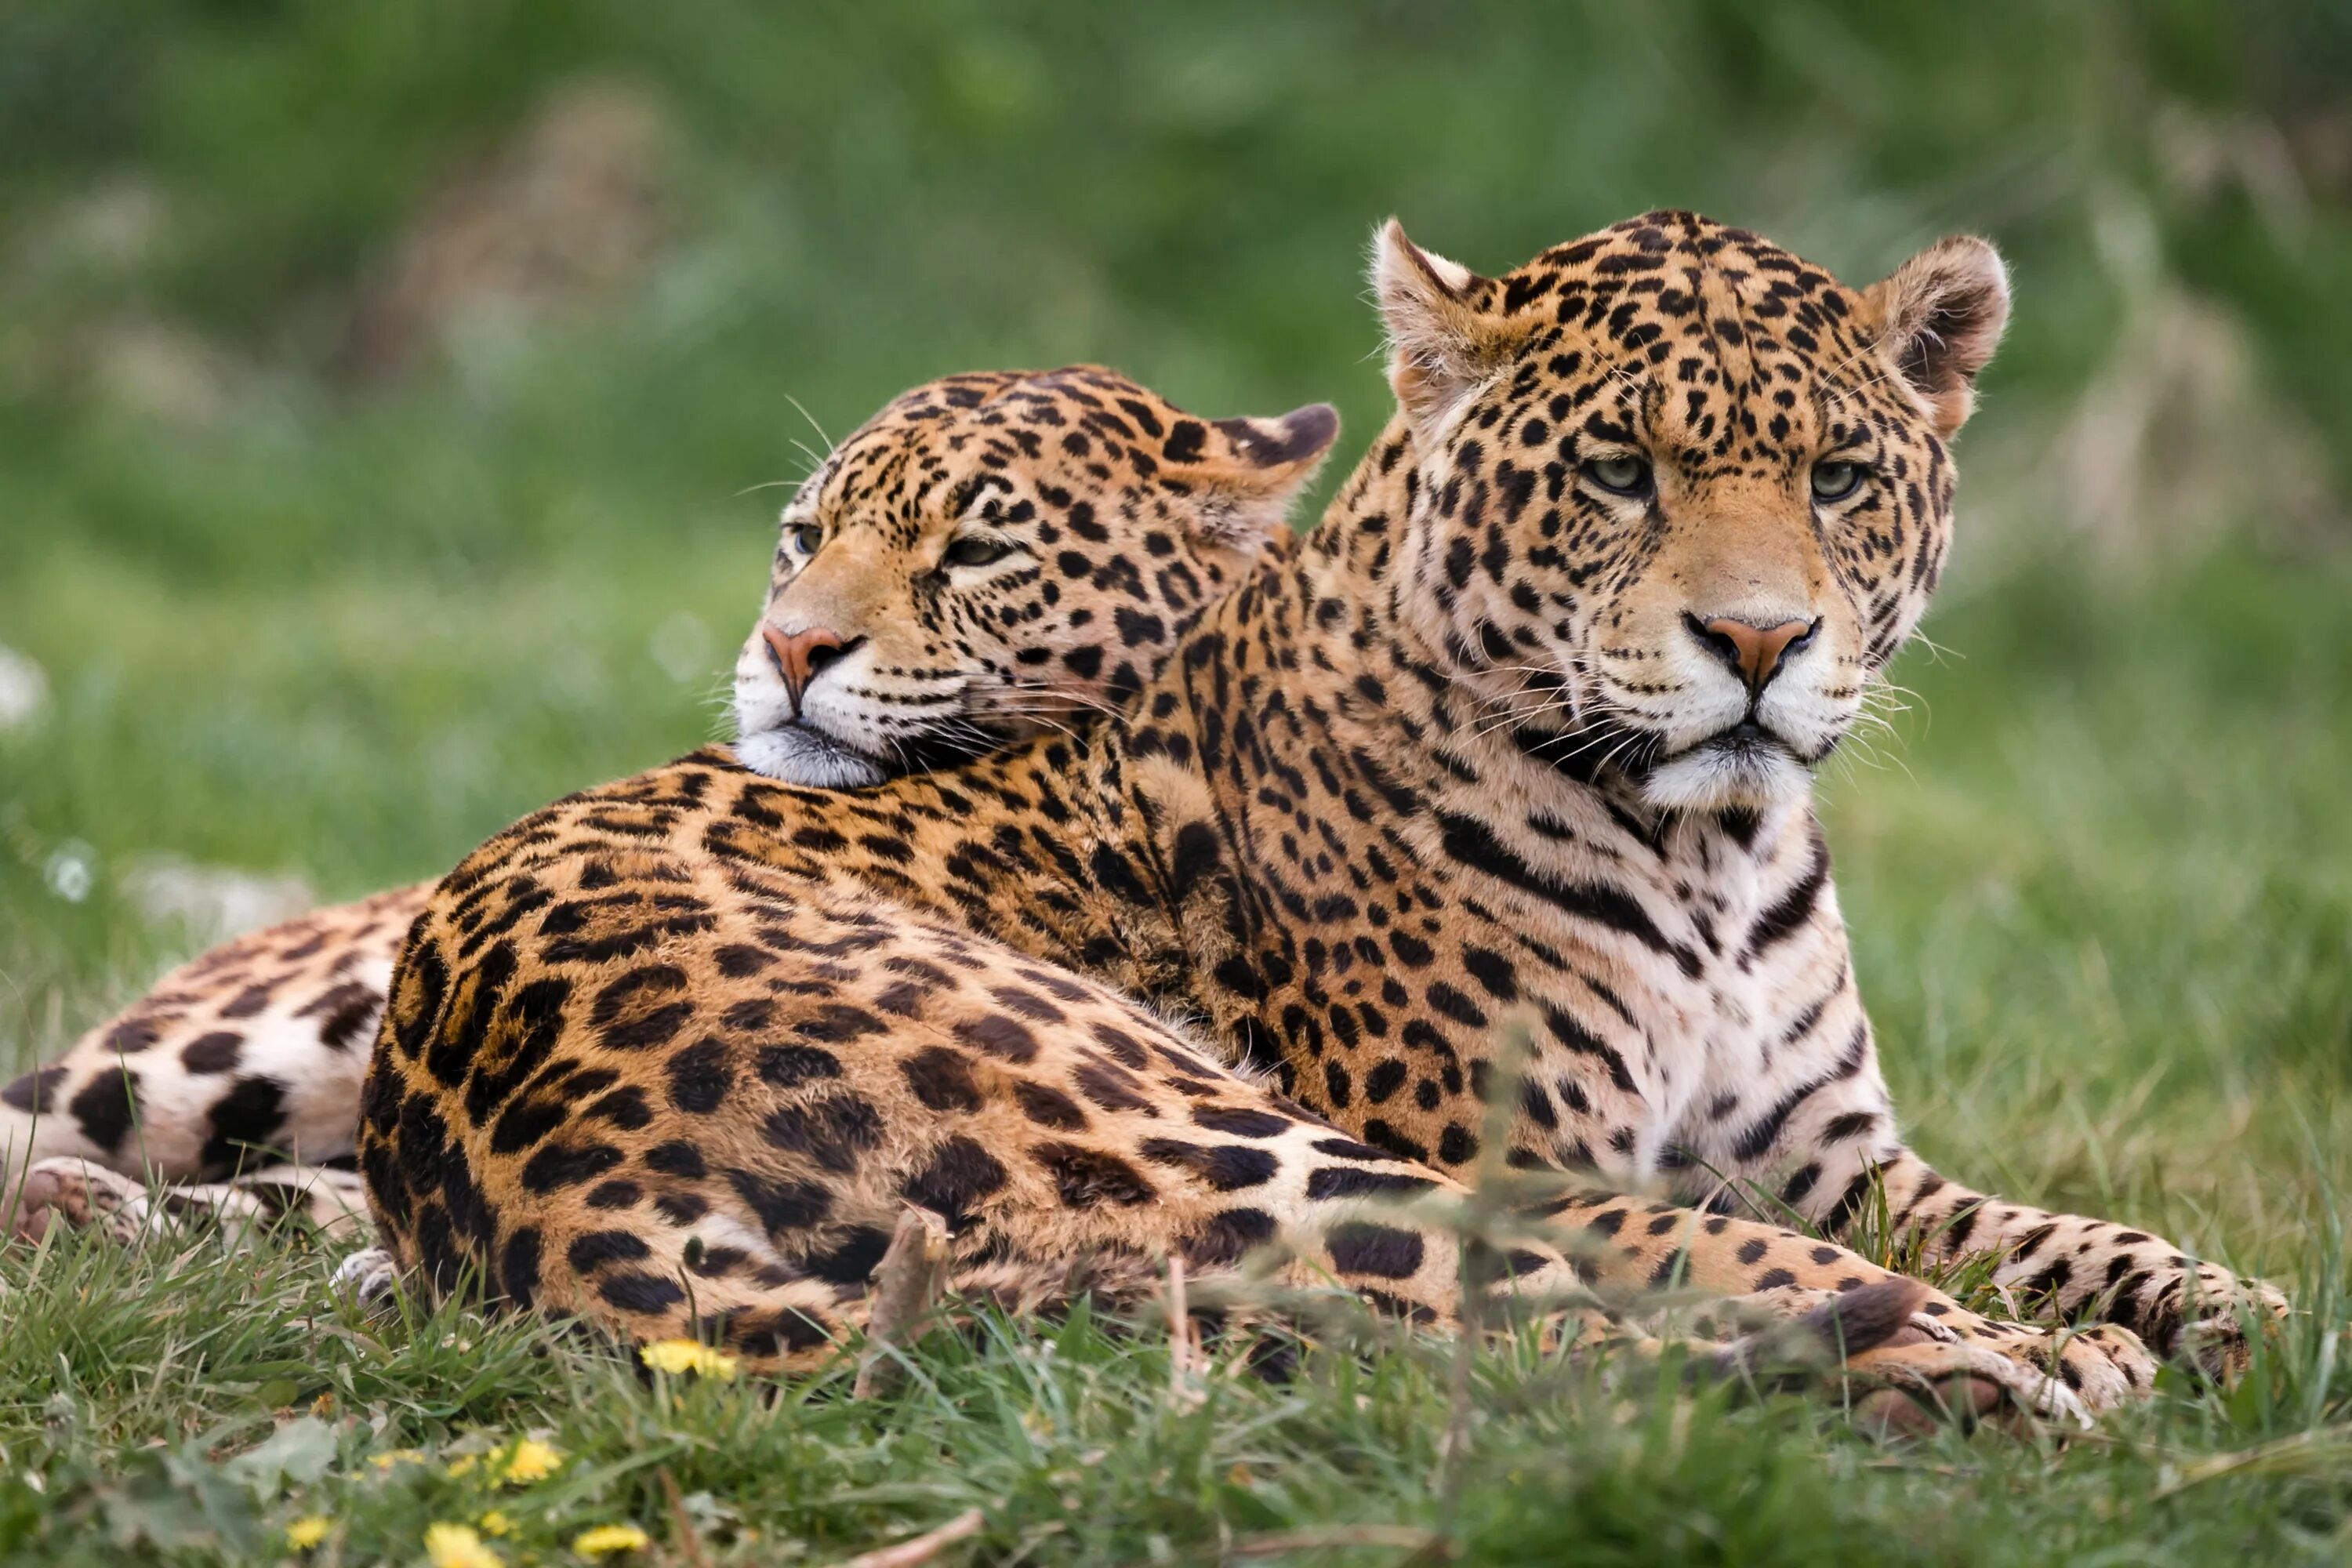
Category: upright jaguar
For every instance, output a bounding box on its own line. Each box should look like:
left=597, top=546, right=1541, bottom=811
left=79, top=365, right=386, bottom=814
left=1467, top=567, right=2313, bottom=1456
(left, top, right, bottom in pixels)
left=2, top=367, right=1334, bottom=1240
left=352, top=213, right=2286, bottom=1424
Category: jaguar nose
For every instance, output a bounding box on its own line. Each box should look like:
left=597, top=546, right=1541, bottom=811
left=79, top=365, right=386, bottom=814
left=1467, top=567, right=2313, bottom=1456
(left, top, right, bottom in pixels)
left=1686, top=614, right=1818, bottom=695
left=761, top=623, right=849, bottom=713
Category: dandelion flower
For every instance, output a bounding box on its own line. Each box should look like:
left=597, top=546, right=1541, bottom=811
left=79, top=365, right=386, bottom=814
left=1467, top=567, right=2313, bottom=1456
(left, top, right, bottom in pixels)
left=499, top=1438, right=563, bottom=1485
left=572, top=1523, right=652, bottom=1558
left=371, top=1448, right=427, bottom=1471
left=425, top=1522, right=503, bottom=1568
left=639, top=1339, right=740, bottom=1380
left=445, top=1454, right=480, bottom=1479
left=285, top=1515, right=330, bottom=1550
left=479, top=1510, right=514, bottom=1538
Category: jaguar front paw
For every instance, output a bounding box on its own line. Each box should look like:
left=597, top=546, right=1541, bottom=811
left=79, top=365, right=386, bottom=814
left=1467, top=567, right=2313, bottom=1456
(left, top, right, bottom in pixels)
left=2137, top=1265, right=2292, bottom=1381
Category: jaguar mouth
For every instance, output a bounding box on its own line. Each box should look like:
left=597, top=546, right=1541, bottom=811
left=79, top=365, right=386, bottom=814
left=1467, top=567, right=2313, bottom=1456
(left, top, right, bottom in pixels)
left=1689, top=719, right=1791, bottom=762
left=1642, top=719, right=1818, bottom=811
left=1670, top=711, right=1846, bottom=766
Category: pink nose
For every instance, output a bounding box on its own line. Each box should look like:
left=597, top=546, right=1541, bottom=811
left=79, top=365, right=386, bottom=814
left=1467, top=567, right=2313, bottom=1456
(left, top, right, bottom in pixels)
left=1690, top=615, right=1817, bottom=694
left=761, top=623, right=846, bottom=712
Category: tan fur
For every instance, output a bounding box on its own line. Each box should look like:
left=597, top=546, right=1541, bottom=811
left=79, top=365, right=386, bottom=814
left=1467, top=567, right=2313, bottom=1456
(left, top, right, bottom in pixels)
left=358, top=212, right=2281, bottom=1414
left=3, top=885, right=423, bottom=1184
left=4, top=368, right=1331, bottom=1250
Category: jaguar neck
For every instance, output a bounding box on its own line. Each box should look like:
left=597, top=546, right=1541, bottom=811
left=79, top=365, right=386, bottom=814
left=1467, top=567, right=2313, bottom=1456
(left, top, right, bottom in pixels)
left=1118, top=412, right=1815, bottom=908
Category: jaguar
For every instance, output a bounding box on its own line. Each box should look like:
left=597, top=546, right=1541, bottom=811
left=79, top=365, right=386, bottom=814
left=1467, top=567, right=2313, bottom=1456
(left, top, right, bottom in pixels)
left=343, top=213, right=2285, bottom=1421
left=2, top=367, right=1332, bottom=1244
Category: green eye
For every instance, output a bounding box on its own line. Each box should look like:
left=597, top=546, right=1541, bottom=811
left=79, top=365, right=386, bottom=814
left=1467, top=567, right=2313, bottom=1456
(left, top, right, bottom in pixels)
left=1811, top=460, right=1865, bottom=502
left=783, top=523, right=823, bottom=557
left=944, top=535, right=1014, bottom=568
left=1583, top=455, right=1652, bottom=496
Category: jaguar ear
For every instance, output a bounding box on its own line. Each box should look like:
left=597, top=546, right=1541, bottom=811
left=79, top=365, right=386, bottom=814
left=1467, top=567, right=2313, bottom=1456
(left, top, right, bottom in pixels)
left=1183, top=402, right=1341, bottom=546
left=1374, top=220, right=1505, bottom=441
left=1863, top=235, right=2011, bottom=439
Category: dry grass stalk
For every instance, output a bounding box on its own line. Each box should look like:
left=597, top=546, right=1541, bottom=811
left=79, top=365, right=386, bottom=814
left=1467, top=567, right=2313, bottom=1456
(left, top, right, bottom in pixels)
left=1165, top=1255, right=1207, bottom=1410
left=1226, top=1525, right=1446, bottom=1559
left=656, top=1465, right=713, bottom=1568
left=852, top=1207, right=949, bottom=1399
left=839, top=1507, right=985, bottom=1568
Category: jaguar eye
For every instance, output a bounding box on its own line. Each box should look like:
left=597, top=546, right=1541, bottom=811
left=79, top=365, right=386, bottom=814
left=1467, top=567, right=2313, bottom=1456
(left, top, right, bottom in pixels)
left=944, top=535, right=1013, bottom=568
left=1811, top=460, right=1865, bottom=502
left=1582, top=455, right=1653, bottom=496
left=782, top=523, right=823, bottom=557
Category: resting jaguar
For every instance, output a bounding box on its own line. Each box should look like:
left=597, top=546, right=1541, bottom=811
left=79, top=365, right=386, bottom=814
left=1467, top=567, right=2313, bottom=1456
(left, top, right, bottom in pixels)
left=2, top=366, right=1331, bottom=1243
left=334, top=213, right=2286, bottom=1421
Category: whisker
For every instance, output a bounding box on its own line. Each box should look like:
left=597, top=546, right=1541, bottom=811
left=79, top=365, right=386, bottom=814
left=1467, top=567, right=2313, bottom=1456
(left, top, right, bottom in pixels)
left=783, top=393, right=836, bottom=456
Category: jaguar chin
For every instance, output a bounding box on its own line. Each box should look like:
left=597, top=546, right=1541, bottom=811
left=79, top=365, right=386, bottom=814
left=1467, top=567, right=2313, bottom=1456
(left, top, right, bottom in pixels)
left=1639, top=722, right=1822, bottom=812
left=732, top=721, right=893, bottom=789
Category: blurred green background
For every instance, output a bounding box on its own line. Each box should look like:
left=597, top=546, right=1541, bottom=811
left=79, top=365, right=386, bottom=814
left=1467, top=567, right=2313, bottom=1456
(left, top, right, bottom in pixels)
left=4, top=8, right=2352, bottom=1560
left=3, top=0, right=2350, bottom=1255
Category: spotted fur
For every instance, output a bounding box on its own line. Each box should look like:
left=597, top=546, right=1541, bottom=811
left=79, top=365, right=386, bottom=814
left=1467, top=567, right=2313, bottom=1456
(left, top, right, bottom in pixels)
left=343, top=216, right=2282, bottom=1415
left=2, top=368, right=1331, bottom=1221
left=2, top=887, right=421, bottom=1186
left=730, top=367, right=1334, bottom=786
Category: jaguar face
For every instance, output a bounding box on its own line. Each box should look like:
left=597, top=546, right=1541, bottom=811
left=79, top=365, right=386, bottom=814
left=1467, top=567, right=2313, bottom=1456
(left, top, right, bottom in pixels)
left=1374, top=211, right=2008, bottom=811
left=730, top=366, right=1336, bottom=786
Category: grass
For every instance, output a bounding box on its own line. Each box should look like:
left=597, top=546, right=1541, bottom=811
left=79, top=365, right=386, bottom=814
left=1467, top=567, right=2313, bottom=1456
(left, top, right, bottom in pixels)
left=0, top=1186, right=2346, bottom=1566
left=4, top=1, right=2352, bottom=1560
left=2, top=532, right=2350, bottom=1566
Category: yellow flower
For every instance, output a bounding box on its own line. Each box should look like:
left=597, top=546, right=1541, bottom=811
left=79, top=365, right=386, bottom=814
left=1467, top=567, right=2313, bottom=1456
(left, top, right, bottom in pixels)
left=285, top=1515, right=330, bottom=1550
left=425, top=1521, right=504, bottom=1568
left=572, top=1523, right=652, bottom=1558
left=478, top=1510, right=514, bottom=1538
left=371, top=1448, right=427, bottom=1471
left=499, top=1438, right=563, bottom=1486
left=445, top=1454, right=480, bottom=1479
left=639, top=1338, right=740, bottom=1380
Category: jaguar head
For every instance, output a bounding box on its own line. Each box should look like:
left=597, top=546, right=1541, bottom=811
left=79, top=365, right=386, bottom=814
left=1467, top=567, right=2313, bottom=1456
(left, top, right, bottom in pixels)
left=731, top=366, right=1337, bottom=786
left=1375, top=210, right=2007, bottom=811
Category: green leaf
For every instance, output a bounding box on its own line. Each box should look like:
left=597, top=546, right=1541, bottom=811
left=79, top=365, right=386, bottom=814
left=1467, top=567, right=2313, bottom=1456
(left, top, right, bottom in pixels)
left=224, top=1415, right=342, bottom=1497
